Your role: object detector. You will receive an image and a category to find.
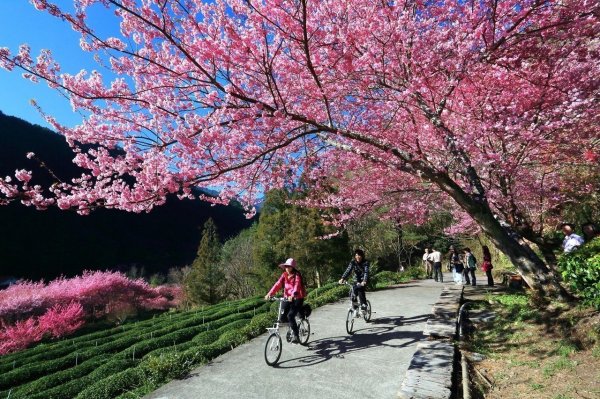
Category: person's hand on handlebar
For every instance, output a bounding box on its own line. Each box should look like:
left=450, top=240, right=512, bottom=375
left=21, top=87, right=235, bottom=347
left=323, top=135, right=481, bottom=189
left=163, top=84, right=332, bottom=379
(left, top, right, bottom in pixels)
left=360, top=281, right=367, bottom=287
left=338, top=279, right=346, bottom=285
left=264, top=294, right=271, bottom=300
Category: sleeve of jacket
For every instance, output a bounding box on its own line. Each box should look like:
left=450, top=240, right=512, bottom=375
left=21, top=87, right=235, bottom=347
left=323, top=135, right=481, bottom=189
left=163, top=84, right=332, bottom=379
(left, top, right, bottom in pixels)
left=267, top=274, right=285, bottom=297
left=292, top=273, right=303, bottom=298
left=341, top=261, right=353, bottom=280
left=363, top=261, right=369, bottom=282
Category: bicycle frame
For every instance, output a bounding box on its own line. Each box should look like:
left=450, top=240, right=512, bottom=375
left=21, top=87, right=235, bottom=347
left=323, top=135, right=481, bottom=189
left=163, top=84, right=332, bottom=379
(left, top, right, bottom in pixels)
left=266, top=297, right=288, bottom=335
left=264, top=297, right=310, bottom=366
left=341, top=282, right=372, bottom=334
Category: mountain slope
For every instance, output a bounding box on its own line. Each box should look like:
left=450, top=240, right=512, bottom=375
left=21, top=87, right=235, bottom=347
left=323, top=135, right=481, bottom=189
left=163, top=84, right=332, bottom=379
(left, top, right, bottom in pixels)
left=0, top=111, right=253, bottom=280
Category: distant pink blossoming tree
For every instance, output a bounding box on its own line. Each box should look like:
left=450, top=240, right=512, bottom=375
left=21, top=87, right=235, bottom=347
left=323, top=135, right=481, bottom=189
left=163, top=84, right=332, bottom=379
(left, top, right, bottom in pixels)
left=1, top=0, right=599, bottom=294
left=0, top=271, right=182, bottom=354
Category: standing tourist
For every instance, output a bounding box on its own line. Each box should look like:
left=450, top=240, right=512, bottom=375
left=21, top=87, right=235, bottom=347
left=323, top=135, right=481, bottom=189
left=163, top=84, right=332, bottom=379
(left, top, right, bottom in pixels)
left=463, top=247, right=477, bottom=286
left=422, top=248, right=433, bottom=278
left=449, top=246, right=466, bottom=285
left=481, top=246, right=494, bottom=287
left=428, top=248, right=443, bottom=283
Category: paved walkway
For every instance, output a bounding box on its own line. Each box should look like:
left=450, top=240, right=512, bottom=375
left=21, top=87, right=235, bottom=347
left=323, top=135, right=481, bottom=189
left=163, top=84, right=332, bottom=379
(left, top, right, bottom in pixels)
left=145, top=276, right=452, bottom=399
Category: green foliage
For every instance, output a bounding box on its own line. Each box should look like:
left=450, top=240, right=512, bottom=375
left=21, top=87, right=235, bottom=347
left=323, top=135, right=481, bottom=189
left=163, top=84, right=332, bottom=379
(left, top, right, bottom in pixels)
left=74, top=367, right=147, bottom=399
left=185, top=218, right=225, bottom=305
left=346, top=210, right=455, bottom=270
left=142, top=349, right=198, bottom=383
left=220, top=224, right=263, bottom=299
left=254, top=189, right=350, bottom=288
left=558, top=237, right=600, bottom=308
left=402, top=266, right=426, bottom=280
left=304, top=283, right=348, bottom=308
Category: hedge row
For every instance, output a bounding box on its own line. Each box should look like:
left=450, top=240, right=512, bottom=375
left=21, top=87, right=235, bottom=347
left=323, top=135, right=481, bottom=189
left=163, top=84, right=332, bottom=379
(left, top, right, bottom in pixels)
left=0, top=304, right=265, bottom=390
left=1, top=282, right=356, bottom=399
left=0, top=296, right=257, bottom=370
left=1, top=355, right=111, bottom=398
left=1, top=299, right=268, bottom=388
left=72, top=316, right=270, bottom=399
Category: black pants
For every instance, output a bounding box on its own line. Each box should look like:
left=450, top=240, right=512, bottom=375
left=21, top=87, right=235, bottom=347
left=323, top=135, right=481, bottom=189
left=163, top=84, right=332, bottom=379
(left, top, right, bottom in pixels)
left=464, top=267, right=477, bottom=286
left=281, top=298, right=304, bottom=336
left=433, top=262, right=443, bottom=282
left=486, top=270, right=494, bottom=286
left=352, top=284, right=367, bottom=308
left=463, top=268, right=476, bottom=285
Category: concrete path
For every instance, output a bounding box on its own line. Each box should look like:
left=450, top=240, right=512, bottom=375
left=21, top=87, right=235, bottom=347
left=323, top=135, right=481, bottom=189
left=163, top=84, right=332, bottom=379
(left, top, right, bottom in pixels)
left=145, top=276, right=452, bottom=399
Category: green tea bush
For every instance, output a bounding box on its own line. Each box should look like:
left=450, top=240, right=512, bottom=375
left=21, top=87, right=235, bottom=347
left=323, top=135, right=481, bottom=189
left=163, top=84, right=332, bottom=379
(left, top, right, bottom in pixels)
left=5, top=355, right=110, bottom=397
left=142, top=351, right=195, bottom=382
left=558, top=237, right=600, bottom=309
left=74, top=367, right=146, bottom=399
left=23, top=359, right=137, bottom=399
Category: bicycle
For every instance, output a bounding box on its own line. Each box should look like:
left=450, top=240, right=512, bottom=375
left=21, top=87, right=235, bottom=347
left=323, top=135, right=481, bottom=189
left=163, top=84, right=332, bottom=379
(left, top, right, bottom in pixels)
left=264, top=297, right=311, bottom=366
left=341, top=282, right=372, bottom=335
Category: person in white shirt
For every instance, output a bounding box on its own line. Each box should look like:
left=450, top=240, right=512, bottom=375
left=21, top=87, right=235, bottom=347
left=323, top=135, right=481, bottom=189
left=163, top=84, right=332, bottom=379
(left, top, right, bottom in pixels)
left=561, top=224, right=584, bottom=253
left=427, top=248, right=443, bottom=283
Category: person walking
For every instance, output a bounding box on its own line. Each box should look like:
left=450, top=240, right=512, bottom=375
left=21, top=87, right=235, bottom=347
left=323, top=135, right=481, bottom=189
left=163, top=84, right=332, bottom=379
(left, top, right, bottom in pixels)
left=265, top=258, right=307, bottom=344
left=481, top=246, right=494, bottom=287
left=427, top=248, right=443, bottom=283
left=422, top=248, right=433, bottom=278
left=463, top=247, right=477, bottom=286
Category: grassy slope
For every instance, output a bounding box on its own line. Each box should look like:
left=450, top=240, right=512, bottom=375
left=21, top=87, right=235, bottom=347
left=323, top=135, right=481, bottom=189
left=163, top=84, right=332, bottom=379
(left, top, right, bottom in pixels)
left=464, top=290, right=600, bottom=399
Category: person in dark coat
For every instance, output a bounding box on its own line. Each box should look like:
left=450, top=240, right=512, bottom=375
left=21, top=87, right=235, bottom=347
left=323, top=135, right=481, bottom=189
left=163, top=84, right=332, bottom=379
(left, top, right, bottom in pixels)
left=339, top=249, right=370, bottom=311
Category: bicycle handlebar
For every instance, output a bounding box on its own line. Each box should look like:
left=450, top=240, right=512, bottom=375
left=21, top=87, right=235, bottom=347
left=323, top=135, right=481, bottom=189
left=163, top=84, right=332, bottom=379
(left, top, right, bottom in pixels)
left=268, top=297, right=291, bottom=302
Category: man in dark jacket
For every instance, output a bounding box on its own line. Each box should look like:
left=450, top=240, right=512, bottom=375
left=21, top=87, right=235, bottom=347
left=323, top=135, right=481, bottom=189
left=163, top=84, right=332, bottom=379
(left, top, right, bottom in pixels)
left=339, top=249, right=370, bottom=311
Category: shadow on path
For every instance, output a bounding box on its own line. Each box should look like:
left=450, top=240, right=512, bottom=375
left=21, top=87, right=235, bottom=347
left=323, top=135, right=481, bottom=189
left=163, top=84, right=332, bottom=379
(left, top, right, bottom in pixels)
left=273, top=315, right=427, bottom=369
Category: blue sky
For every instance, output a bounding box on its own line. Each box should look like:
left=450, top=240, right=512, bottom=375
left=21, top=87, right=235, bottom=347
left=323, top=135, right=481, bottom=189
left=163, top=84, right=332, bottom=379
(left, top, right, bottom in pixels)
left=0, top=1, right=117, bottom=128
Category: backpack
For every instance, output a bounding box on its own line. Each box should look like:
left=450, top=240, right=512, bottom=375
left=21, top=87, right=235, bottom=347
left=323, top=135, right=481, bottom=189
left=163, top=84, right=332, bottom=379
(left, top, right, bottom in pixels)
left=467, top=253, right=477, bottom=269
left=301, top=303, right=312, bottom=318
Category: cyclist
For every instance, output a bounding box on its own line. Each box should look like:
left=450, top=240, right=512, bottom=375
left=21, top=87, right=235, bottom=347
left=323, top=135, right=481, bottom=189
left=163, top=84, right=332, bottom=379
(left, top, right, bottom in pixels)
left=264, top=258, right=307, bottom=344
left=338, top=249, right=370, bottom=313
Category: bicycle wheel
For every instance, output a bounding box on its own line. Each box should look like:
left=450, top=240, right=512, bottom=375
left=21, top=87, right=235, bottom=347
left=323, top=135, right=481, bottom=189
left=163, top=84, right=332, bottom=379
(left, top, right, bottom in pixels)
left=298, top=318, right=310, bottom=345
left=264, top=333, right=282, bottom=366
left=345, top=309, right=355, bottom=335
left=364, top=300, right=372, bottom=322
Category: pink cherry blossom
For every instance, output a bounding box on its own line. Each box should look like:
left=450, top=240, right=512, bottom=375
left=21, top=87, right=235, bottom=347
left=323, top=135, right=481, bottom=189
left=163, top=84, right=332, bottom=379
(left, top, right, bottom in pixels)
left=0, top=0, right=598, bottom=291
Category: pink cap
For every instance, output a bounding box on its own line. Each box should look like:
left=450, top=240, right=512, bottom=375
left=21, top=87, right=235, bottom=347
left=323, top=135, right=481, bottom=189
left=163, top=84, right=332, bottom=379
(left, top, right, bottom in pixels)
left=278, top=258, right=297, bottom=269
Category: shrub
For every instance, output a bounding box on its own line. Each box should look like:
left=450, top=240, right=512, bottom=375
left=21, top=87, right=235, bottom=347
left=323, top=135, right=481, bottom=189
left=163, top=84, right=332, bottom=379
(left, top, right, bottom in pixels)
left=372, top=271, right=405, bottom=288
left=558, top=237, right=600, bottom=309
left=73, top=367, right=146, bottom=399
left=142, top=351, right=194, bottom=382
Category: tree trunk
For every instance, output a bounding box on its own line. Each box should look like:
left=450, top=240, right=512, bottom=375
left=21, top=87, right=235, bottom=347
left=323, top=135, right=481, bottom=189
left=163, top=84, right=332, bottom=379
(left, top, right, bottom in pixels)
left=315, top=269, right=321, bottom=288
left=515, top=228, right=560, bottom=271
left=429, top=171, right=569, bottom=298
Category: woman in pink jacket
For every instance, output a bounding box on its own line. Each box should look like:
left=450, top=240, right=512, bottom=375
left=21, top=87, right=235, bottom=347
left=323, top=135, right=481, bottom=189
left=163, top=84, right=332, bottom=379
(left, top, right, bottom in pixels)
left=264, top=258, right=307, bottom=343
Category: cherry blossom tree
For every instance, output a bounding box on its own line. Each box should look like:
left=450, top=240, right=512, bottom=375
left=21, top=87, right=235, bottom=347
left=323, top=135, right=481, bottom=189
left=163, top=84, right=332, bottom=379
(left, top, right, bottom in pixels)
left=1, top=0, right=599, bottom=294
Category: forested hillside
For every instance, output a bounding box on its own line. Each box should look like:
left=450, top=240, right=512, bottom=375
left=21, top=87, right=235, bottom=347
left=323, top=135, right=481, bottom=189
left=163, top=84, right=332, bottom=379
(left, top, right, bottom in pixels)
left=0, top=111, right=253, bottom=280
